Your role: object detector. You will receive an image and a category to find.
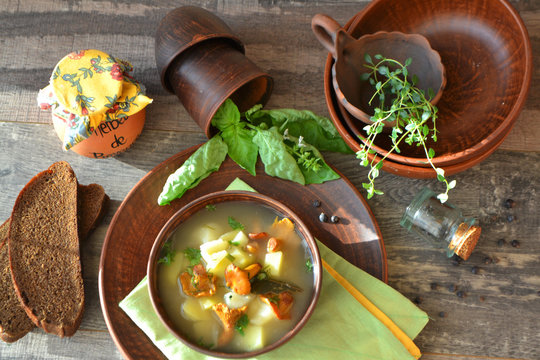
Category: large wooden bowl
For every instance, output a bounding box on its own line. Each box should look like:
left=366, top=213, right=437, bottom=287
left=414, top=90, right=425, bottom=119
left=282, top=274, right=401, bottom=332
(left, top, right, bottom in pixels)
left=324, top=0, right=532, bottom=170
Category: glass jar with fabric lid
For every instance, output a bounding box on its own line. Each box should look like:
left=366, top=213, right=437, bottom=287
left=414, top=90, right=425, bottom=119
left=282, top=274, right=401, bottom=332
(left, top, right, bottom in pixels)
left=38, top=49, right=152, bottom=158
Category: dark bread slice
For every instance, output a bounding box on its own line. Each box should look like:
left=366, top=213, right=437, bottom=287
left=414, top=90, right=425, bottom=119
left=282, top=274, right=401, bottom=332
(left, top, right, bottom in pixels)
left=78, top=183, right=109, bottom=240
left=0, top=182, right=109, bottom=342
left=0, top=220, right=35, bottom=343
left=8, top=161, right=84, bottom=337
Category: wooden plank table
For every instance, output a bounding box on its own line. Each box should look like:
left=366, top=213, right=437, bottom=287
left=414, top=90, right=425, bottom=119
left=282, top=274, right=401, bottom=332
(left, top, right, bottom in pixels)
left=0, top=1, right=538, bottom=359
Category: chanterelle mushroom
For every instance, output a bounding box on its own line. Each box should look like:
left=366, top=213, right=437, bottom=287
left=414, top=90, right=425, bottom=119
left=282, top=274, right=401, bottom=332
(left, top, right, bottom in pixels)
left=179, top=264, right=216, bottom=297
left=212, top=303, right=248, bottom=346
left=225, top=263, right=261, bottom=295
left=260, top=291, right=294, bottom=320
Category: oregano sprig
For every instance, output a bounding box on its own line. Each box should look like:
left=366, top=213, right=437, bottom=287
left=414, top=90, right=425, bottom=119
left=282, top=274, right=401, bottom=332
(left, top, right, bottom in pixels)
left=356, top=54, right=455, bottom=202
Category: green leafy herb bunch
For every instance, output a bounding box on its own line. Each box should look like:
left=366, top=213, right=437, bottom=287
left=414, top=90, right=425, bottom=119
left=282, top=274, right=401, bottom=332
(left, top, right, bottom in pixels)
left=356, top=54, right=455, bottom=202
left=158, top=100, right=352, bottom=205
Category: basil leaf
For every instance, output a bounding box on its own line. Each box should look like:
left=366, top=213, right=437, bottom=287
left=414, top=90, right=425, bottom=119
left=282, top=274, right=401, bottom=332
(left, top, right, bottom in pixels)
left=221, top=123, right=258, bottom=176
left=211, top=98, right=241, bottom=131
left=252, top=127, right=305, bottom=185
left=158, top=135, right=228, bottom=205
left=247, top=109, right=352, bottom=154
left=285, top=136, right=340, bottom=184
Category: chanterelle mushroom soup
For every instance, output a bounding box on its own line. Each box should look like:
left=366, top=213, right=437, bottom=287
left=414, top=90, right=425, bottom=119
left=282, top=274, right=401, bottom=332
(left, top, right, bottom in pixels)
left=157, top=201, right=315, bottom=353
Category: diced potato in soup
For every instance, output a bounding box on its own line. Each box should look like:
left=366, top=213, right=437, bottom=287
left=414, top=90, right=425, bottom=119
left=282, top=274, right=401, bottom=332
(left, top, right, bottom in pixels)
left=157, top=201, right=314, bottom=353
left=193, top=223, right=220, bottom=243
left=264, top=251, right=283, bottom=277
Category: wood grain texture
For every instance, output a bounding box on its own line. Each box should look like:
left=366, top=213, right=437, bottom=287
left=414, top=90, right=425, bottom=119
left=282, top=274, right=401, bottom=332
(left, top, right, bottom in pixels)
left=0, top=0, right=539, bottom=359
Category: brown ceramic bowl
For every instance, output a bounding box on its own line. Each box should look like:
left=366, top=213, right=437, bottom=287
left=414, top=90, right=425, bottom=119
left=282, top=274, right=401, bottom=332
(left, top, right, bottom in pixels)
left=323, top=0, right=532, bottom=170
left=329, top=84, right=508, bottom=178
left=147, top=190, right=322, bottom=358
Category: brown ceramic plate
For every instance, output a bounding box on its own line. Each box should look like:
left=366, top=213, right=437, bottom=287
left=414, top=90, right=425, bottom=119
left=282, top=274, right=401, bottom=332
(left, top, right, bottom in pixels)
left=99, top=145, right=387, bottom=359
left=325, top=0, right=531, bottom=169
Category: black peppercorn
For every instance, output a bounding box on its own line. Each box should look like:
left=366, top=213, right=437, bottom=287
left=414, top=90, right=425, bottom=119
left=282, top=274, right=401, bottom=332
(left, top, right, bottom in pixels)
left=504, top=199, right=515, bottom=209
left=497, top=239, right=506, bottom=247
left=312, top=199, right=321, bottom=208
left=330, top=215, right=340, bottom=223
left=438, top=311, right=447, bottom=318
left=430, top=282, right=439, bottom=290
left=448, top=284, right=457, bottom=292
left=483, top=257, right=493, bottom=265
left=507, top=214, right=515, bottom=223
left=471, top=266, right=479, bottom=274
left=456, top=290, right=465, bottom=298
left=413, top=296, right=422, bottom=305
left=511, top=239, right=520, bottom=248
left=318, top=212, right=328, bottom=223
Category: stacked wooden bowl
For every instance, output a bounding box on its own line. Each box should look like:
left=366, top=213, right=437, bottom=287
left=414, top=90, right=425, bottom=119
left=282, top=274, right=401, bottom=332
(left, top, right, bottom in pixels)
left=321, top=0, right=532, bottom=178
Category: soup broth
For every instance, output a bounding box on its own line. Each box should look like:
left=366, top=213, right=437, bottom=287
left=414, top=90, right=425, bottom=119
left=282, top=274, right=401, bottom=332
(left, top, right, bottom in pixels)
left=157, top=201, right=315, bottom=353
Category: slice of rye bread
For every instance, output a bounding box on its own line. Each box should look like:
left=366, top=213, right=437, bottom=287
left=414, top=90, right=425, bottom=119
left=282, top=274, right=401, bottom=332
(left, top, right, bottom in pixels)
left=0, top=181, right=108, bottom=342
left=78, top=183, right=109, bottom=240
left=8, top=161, right=84, bottom=337
left=0, top=219, right=34, bottom=343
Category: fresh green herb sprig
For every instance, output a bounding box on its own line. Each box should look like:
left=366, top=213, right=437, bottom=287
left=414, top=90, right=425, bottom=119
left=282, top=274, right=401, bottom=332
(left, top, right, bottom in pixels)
left=228, top=216, right=245, bottom=231
left=305, top=258, right=314, bottom=273
left=235, top=314, right=249, bottom=336
left=183, top=247, right=202, bottom=266
left=157, top=241, right=176, bottom=265
left=357, top=54, right=455, bottom=202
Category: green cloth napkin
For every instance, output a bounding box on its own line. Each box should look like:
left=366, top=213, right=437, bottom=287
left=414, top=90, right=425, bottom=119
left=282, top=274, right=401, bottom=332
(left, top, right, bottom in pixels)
left=119, top=178, right=428, bottom=359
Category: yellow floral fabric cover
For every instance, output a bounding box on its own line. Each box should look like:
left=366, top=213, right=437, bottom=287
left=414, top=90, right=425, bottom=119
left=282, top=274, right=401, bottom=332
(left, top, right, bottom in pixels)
left=38, top=49, right=152, bottom=150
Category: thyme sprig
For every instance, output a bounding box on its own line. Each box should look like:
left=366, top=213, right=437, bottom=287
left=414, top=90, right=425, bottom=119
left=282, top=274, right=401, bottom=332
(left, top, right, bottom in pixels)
left=356, top=54, right=455, bottom=202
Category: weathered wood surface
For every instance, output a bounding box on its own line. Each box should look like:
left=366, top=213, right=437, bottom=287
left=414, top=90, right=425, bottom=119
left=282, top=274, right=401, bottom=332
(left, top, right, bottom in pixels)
left=0, top=1, right=539, bottom=359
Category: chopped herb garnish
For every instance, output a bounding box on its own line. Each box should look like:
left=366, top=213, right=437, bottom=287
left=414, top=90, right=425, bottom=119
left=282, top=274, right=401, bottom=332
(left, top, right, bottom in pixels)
left=235, top=314, right=249, bottom=336
left=157, top=241, right=176, bottom=266
left=197, top=338, right=213, bottom=349
left=184, top=247, right=202, bottom=266
left=206, top=204, right=216, bottom=211
left=228, top=216, right=245, bottom=230
left=226, top=254, right=236, bottom=262
left=305, top=258, right=313, bottom=273
left=267, top=294, right=280, bottom=305
left=229, top=240, right=240, bottom=246
left=255, top=266, right=270, bottom=281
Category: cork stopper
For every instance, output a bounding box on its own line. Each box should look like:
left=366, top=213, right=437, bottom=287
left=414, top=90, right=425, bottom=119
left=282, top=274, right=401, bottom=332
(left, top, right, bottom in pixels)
left=448, top=223, right=481, bottom=260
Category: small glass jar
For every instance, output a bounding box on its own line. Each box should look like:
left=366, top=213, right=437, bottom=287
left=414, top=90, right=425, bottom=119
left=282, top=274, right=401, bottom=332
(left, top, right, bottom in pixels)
left=400, top=188, right=481, bottom=260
